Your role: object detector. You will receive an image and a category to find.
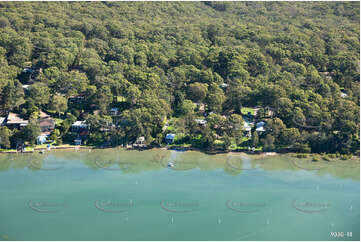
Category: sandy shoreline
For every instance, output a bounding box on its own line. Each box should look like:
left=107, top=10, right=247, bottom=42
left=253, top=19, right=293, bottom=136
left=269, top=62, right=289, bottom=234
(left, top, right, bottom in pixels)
left=0, top=145, right=358, bottom=161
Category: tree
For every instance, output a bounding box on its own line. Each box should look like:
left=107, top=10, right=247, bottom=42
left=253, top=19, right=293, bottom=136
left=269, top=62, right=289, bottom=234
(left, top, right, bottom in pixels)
left=19, top=123, right=41, bottom=145
left=205, top=83, right=225, bottom=112
left=96, top=86, right=113, bottom=112
left=0, top=126, right=11, bottom=148
left=0, top=80, right=25, bottom=111
left=222, top=133, right=231, bottom=150
left=251, top=131, right=259, bottom=147
left=49, top=95, right=68, bottom=116
left=261, top=134, right=275, bottom=151
left=27, top=83, right=51, bottom=106
left=187, top=82, right=208, bottom=103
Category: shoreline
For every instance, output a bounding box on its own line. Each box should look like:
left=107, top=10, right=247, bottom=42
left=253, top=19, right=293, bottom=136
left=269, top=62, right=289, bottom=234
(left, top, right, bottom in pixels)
left=1, top=145, right=358, bottom=161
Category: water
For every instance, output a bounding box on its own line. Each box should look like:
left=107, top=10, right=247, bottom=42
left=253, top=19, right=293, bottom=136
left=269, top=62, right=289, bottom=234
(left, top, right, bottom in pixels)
left=0, top=149, right=359, bottom=241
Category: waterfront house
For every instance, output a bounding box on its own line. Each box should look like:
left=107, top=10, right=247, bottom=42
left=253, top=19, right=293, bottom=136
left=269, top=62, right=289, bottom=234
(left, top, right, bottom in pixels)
left=133, top=136, right=146, bottom=148
left=6, top=112, right=28, bottom=129
left=165, top=133, right=176, bottom=144
left=37, top=111, right=55, bottom=135
left=37, top=135, right=48, bottom=145
left=135, top=136, right=145, bottom=144
left=74, top=137, right=82, bottom=145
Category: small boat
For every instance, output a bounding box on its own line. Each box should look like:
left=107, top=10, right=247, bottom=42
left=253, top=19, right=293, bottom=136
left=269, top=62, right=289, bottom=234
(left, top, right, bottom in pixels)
left=167, top=162, right=175, bottom=168
left=40, top=149, right=45, bottom=154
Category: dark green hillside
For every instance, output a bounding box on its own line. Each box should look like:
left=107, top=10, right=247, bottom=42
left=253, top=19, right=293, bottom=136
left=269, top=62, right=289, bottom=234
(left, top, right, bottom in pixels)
left=0, top=1, right=359, bottom=154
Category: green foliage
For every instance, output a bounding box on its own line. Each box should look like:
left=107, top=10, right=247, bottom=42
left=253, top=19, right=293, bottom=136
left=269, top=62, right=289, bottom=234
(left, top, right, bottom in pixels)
left=19, top=123, right=41, bottom=145
left=0, top=126, right=11, bottom=148
left=0, top=2, right=358, bottom=154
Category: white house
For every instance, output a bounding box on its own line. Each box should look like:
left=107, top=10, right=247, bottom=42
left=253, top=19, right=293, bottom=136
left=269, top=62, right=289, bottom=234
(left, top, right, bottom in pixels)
left=195, top=119, right=207, bottom=125
left=256, top=121, right=266, bottom=132
left=71, top=121, right=87, bottom=132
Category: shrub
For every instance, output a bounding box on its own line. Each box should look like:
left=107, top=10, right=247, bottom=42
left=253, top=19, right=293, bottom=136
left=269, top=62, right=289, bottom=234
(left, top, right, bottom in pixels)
left=322, top=156, right=331, bottom=161
left=297, top=154, right=307, bottom=158
left=312, top=156, right=319, bottom=162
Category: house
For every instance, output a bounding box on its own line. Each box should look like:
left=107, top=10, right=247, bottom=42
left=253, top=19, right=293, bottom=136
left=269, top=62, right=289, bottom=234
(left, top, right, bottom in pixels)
left=195, top=119, right=207, bottom=125
left=6, top=112, right=28, bottom=129
left=0, top=117, right=5, bottom=126
left=22, top=67, right=35, bottom=74
left=133, top=136, right=146, bottom=148
left=71, top=121, right=87, bottom=132
left=22, top=85, right=30, bottom=90
left=165, top=133, right=176, bottom=144
left=37, top=135, right=48, bottom=145
left=220, top=83, right=228, bottom=88
left=74, top=137, right=82, bottom=145
left=37, top=112, right=55, bottom=135
left=243, top=121, right=252, bottom=137
left=135, top=136, right=145, bottom=144
left=109, top=107, right=119, bottom=116
left=256, top=121, right=266, bottom=132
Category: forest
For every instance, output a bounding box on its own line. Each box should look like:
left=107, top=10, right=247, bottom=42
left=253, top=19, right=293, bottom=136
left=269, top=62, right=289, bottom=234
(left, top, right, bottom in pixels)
left=0, top=1, right=359, bottom=155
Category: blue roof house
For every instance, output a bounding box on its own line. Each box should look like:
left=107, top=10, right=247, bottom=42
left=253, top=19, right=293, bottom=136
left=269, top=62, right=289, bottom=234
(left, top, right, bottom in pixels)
left=165, top=133, right=176, bottom=144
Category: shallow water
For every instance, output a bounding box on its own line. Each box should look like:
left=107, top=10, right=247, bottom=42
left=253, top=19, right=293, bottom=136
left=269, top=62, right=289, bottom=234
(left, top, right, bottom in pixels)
left=0, top=149, right=359, bottom=241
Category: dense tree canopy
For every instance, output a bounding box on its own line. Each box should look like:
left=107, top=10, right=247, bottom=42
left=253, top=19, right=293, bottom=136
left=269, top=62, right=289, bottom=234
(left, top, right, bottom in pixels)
left=0, top=1, right=359, bottom=154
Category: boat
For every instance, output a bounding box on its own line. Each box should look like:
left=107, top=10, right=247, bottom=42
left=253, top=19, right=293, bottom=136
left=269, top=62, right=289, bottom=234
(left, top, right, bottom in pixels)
left=40, top=149, right=45, bottom=154
left=167, top=162, right=175, bottom=168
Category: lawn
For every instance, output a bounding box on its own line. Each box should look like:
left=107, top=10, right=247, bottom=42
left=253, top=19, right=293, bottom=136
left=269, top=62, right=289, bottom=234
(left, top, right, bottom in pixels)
left=241, top=107, right=257, bottom=115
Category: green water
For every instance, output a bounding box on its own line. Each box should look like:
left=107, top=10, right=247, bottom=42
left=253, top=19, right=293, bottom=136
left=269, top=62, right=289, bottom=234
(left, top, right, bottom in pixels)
left=0, top=149, right=359, bottom=241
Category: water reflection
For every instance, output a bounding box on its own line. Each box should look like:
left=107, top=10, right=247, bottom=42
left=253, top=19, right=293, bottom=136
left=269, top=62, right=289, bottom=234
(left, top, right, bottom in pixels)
left=0, top=149, right=359, bottom=180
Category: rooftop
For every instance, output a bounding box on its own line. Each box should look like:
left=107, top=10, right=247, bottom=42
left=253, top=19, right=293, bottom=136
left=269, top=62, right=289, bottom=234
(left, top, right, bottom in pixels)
left=165, top=133, right=176, bottom=139
left=6, top=112, right=29, bottom=125
left=72, top=121, right=87, bottom=127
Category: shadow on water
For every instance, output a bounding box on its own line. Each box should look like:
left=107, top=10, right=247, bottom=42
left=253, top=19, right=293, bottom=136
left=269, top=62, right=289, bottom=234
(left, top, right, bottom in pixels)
left=0, top=149, right=359, bottom=180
